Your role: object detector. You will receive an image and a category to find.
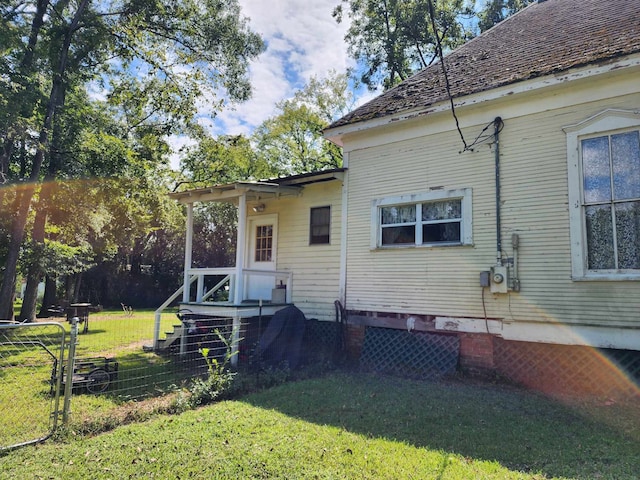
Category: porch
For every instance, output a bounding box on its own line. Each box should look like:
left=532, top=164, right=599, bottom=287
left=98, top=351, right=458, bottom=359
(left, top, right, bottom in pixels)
left=153, top=267, right=293, bottom=356
left=154, top=170, right=346, bottom=358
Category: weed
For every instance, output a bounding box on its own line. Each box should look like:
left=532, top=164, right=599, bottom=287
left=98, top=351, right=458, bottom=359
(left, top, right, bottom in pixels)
left=183, top=330, right=237, bottom=408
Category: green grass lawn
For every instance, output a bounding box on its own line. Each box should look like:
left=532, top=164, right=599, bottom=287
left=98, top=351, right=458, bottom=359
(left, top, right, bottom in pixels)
left=2, top=372, right=638, bottom=479
left=0, top=309, right=182, bottom=448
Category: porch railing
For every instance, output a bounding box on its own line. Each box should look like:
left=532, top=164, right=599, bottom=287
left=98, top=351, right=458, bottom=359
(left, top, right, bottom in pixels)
left=184, top=267, right=293, bottom=305
left=153, top=268, right=293, bottom=350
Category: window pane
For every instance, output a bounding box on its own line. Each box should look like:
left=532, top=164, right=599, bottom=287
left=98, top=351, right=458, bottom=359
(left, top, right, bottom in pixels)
left=381, top=226, right=415, bottom=245
left=585, top=205, right=614, bottom=269
left=254, top=225, right=273, bottom=262
left=310, top=206, right=330, bottom=244
left=311, top=206, right=330, bottom=224
left=611, top=131, right=640, bottom=201
left=615, top=201, right=640, bottom=269
left=422, top=222, right=461, bottom=243
left=422, top=199, right=461, bottom=221
left=582, top=136, right=611, bottom=203
left=381, top=205, right=415, bottom=225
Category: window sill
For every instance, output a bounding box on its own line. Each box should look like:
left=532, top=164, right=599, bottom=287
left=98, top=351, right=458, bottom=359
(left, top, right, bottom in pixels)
left=572, top=273, right=640, bottom=282
left=372, top=242, right=473, bottom=251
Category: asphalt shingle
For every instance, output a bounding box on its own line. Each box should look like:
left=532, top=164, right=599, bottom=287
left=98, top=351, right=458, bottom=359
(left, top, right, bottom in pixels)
left=329, top=0, right=640, bottom=129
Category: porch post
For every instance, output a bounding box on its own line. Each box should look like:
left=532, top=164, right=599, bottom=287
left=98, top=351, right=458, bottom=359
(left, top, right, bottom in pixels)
left=233, top=194, right=247, bottom=304
left=183, top=203, right=194, bottom=303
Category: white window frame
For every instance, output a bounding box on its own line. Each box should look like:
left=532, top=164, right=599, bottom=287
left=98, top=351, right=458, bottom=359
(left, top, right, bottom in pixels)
left=564, top=109, right=640, bottom=280
left=370, top=188, right=472, bottom=249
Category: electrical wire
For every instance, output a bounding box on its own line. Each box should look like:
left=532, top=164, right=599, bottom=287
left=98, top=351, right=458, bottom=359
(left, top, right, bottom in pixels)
left=465, top=118, right=505, bottom=152
left=426, top=0, right=469, bottom=152
left=481, top=286, right=489, bottom=333
left=425, top=2, right=507, bottom=154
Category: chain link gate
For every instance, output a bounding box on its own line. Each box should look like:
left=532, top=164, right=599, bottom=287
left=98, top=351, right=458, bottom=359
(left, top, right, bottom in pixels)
left=0, top=321, right=67, bottom=452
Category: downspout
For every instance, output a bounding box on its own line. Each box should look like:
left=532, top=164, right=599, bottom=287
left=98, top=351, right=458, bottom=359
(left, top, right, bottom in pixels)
left=339, top=154, right=349, bottom=306
left=494, top=117, right=503, bottom=265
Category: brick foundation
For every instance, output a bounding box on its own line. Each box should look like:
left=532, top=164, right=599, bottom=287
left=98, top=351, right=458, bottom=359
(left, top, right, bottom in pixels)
left=345, top=324, right=366, bottom=361
left=344, top=317, right=640, bottom=399
left=458, top=333, right=495, bottom=376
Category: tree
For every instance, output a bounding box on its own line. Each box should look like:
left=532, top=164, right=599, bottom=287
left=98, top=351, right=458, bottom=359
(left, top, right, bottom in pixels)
left=252, top=71, right=354, bottom=174
left=477, top=0, right=533, bottom=32
left=333, top=0, right=474, bottom=90
left=0, top=0, right=265, bottom=319
left=180, top=134, right=273, bottom=186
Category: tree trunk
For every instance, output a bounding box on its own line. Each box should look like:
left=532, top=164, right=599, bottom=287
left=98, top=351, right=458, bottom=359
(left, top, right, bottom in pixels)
left=19, top=273, right=42, bottom=323
left=64, top=275, right=74, bottom=304
left=19, top=86, right=65, bottom=322
left=0, top=0, right=51, bottom=178
left=0, top=0, right=89, bottom=320
left=38, top=275, right=59, bottom=317
left=0, top=187, right=34, bottom=320
left=73, top=272, right=83, bottom=303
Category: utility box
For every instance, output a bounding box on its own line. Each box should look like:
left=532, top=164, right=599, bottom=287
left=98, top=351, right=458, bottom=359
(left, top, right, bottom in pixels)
left=271, top=285, right=286, bottom=304
left=490, top=266, right=509, bottom=294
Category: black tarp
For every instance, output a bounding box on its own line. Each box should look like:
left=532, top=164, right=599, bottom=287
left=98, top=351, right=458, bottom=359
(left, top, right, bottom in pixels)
left=254, top=305, right=306, bottom=368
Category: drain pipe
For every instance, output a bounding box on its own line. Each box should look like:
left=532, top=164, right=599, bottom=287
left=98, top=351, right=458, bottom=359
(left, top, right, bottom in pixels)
left=494, top=117, right=503, bottom=266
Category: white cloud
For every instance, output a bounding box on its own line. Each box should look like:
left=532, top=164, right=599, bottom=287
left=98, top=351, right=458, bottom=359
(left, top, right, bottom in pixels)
left=206, top=0, right=352, bottom=135
left=169, top=0, right=363, bottom=169
left=167, top=135, right=198, bottom=170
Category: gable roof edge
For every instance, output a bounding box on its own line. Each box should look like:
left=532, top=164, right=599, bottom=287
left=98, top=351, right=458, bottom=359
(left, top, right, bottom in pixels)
left=325, top=52, right=640, bottom=146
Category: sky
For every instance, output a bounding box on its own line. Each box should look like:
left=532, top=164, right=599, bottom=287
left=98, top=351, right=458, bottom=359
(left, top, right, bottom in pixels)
left=168, top=0, right=372, bottom=169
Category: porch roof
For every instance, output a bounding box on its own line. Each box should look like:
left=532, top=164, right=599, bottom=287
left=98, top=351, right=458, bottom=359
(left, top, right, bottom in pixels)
left=169, top=168, right=346, bottom=205
left=169, top=182, right=302, bottom=205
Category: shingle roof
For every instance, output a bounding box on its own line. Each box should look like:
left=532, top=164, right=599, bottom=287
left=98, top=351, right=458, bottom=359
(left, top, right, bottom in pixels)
left=329, top=0, right=640, bottom=129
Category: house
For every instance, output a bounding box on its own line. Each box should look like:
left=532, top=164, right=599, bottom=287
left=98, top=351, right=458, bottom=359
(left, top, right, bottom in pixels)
left=160, top=0, right=639, bottom=396
left=323, top=0, right=640, bottom=396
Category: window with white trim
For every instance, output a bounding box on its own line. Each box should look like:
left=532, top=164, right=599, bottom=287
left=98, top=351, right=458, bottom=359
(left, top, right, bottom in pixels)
left=371, top=188, right=472, bottom=248
left=565, top=109, right=640, bottom=280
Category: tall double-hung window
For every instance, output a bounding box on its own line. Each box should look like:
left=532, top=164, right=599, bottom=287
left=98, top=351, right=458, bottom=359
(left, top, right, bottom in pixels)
left=372, top=188, right=472, bottom=248
left=565, top=110, right=640, bottom=279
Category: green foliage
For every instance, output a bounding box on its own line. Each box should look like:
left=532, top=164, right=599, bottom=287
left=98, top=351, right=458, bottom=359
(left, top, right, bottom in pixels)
left=333, top=0, right=474, bottom=90
left=184, top=330, right=238, bottom=408
left=180, top=134, right=273, bottom=185
left=20, top=239, right=95, bottom=278
left=252, top=71, right=352, bottom=174
left=0, top=0, right=265, bottom=314
left=477, top=0, right=534, bottom=32
left=191, top=202, right=237, bottom=269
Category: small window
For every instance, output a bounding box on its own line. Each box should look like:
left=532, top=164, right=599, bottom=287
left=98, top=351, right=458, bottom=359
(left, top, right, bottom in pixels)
left=310, top=206, right=330, bottom=245
left=372, top=188, right=472, bottom=248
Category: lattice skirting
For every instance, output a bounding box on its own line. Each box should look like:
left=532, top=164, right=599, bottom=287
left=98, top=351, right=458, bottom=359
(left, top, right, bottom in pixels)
left=360, top=327, right=460, bottom=379
left=494, top=339, right=640, bottom=398
left=348, top=324, right=639, bottom=398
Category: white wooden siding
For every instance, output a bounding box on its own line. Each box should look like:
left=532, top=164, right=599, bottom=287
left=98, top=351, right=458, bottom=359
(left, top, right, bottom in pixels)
left=344, top=79, right=640, bottom=331
left=248, top=181, right=342, bottom=322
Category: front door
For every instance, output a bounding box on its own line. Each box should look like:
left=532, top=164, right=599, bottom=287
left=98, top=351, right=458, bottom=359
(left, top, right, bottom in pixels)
left=246, top=214, right=278, bottom=301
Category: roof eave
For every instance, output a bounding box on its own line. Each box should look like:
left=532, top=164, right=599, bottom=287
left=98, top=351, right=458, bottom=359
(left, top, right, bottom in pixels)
left=169, top=182, right=303, bottom=205
left=324, top=52, right=640, bottom=146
